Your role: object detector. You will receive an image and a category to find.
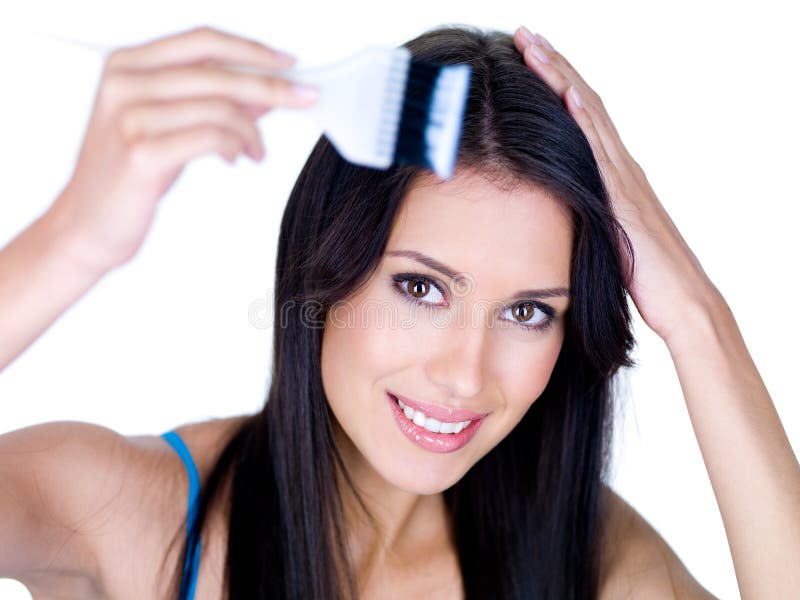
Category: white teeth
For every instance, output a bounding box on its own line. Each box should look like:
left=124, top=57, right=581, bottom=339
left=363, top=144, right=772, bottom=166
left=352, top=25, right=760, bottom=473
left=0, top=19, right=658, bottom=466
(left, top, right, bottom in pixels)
left=423, top=417, right=442, bottom=433
left=394, top=396, right=472, bottom=434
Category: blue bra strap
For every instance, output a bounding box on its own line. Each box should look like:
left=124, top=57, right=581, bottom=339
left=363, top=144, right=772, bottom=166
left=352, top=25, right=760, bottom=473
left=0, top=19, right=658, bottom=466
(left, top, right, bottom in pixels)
left=161, top=430, right=202, bottom=600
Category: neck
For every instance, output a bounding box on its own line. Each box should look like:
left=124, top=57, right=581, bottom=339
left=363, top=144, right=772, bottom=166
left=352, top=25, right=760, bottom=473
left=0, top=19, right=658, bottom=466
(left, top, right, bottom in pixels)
left=331, top=418, right=451, bottom=582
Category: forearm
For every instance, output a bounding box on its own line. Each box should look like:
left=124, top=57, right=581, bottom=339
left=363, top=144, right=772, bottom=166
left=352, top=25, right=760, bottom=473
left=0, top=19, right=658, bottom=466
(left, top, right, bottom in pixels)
left=0, top=203, right=108, bottom=371
left=665, top=293, right=800, bottom=598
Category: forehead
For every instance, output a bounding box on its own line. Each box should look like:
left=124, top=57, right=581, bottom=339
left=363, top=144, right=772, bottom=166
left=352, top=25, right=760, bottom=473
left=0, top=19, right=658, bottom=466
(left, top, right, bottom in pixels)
left=386, top=169, right=574, bottom=284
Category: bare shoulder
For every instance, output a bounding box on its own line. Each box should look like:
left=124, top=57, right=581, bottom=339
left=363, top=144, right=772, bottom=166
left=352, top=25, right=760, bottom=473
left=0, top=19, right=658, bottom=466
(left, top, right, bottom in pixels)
left=0, top=420, right=160, bottom=595
left=168, top=413, right=251, bottom=478
left=100, top=414, right=251, bottom=597
left=0, top=420, right=139, bottom=550
left=598, top=483, right=719, bottom=600
left=0, top=415, right=249, bottom=598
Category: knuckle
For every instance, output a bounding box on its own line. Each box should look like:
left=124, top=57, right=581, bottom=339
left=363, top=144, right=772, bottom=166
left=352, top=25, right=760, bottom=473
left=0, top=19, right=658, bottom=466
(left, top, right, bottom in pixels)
left=213, top=99, right=244, bottom=121
left=191, top=25, right=222, bottom=43
left=188, top=25, right=212, bottom=36
left=244, top=37, right=270, bottom=53
left=99, top=71, right=132, bottom=106
left=592, top=91, right=604, bottom=107
left=104, top=44, right=143, bottom=73
left=202, top=126, right=235, bottom=149
left=127, top=138, right=158, bottom=168
left=117, top=107, right=142, bottom=143
left=104, top=49, right=125, bottom=71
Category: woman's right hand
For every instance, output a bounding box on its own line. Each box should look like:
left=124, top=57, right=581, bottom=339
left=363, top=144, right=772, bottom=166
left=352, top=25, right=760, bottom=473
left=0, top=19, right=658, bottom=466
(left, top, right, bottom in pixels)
left=48, top=25, right=319, bottom=272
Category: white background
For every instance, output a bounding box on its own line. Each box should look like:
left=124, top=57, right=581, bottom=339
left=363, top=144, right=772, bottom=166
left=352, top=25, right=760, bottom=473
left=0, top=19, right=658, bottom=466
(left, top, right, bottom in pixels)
left=1, top=1, right=798, bottom=598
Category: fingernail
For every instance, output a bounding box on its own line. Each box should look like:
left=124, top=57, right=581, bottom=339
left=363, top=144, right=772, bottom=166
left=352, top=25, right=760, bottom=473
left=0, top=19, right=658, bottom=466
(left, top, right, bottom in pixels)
left=533, top=33, right=555, bottom=53
left=518, top=26, right=536, bottom=44
left=527, top=44, right=549, bottom=63
left=570, top=85, right=584, bottom=108
left=292, top=83, right=320, bottom=101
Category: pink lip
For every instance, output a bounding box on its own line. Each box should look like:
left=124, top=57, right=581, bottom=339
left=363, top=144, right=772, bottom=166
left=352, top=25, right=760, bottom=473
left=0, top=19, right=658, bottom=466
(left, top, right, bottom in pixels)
left=387, top=393, right=486, bottom=454
left=387, top=390, right=489, bottom=423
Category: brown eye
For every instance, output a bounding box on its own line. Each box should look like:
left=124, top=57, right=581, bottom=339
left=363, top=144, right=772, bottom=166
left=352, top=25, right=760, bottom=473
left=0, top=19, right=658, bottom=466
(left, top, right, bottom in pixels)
left=513, top=302, right=535, bottom=323
left=501, top=301, right=555, bottom=332
left=393, top=275, right=446, bottom=306
left=407, top=279, right=429, bottom=298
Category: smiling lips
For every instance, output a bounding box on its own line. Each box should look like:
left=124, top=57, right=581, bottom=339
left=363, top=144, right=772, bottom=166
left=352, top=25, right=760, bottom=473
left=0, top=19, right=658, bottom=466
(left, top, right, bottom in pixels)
left=387, top=391, right=488, bottom=453
left=388, top=391, right=489, bottom=422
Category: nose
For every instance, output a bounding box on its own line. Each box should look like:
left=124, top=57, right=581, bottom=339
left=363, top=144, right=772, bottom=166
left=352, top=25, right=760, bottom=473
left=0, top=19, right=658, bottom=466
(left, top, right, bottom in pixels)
left=424, top=315, right=489, bottom=400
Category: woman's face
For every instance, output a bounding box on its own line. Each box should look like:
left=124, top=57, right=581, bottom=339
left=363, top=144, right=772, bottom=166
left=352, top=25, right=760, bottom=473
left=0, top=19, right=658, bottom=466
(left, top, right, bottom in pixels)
left=321, top=168, right=573, bottom=495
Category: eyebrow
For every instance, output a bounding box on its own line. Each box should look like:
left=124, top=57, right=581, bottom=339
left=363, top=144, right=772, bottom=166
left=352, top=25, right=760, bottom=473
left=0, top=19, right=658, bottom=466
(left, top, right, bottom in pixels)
left=385, top=249, right=571, bottom=300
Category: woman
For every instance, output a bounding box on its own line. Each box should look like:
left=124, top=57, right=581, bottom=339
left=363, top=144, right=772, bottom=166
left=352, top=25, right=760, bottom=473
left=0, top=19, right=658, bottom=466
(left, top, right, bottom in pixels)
left=0, top=23, right=797, bottom=599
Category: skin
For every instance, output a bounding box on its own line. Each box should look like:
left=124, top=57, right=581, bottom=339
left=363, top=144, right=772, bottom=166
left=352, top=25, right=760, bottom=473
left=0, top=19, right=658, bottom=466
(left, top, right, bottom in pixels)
left=0, top=26, right=318, bottom=369
left=2, top=22, right=794, bottom=599
left=514, top=25, right=800, bottom=598
left=320, top=168, right=573, bottom=588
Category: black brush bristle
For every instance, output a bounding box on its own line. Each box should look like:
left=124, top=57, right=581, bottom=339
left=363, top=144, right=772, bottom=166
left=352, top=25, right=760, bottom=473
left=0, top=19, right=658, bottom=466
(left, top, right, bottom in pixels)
left=392, top=60, right=441, bottom=170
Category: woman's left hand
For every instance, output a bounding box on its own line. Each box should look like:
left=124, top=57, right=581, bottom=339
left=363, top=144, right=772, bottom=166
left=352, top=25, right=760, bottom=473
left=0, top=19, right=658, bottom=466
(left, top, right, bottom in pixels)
left=513, top=26, right=722, bottom=344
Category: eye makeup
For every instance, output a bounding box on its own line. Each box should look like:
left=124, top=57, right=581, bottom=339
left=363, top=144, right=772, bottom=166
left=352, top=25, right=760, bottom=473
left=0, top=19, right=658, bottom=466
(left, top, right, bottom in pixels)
left=385, top=249, right=570, bottom=301
left=390, top=272, right=557, bottom=333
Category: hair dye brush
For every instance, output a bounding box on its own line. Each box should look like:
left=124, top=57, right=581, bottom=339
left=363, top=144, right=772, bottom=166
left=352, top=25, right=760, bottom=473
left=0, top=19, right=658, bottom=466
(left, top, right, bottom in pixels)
left=237, top=46, right=472, bottom=179
left=34, top=33, right=472, bottom=179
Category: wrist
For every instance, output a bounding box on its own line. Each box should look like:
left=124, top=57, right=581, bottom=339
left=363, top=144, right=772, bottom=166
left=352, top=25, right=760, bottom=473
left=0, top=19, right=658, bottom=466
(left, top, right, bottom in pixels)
left=661, top=287, right=732, bottom=353
left=39, top=197, right=117, bottom=280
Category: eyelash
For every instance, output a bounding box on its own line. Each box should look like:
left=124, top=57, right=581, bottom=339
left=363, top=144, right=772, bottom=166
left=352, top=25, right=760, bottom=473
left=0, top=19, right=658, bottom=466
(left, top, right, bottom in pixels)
left=391, top=272, right=556, bottom=333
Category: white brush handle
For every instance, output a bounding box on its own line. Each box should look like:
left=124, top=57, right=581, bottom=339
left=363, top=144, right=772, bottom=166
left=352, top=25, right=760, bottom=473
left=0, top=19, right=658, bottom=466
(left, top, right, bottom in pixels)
left=229, top=46, right=412, bottom=168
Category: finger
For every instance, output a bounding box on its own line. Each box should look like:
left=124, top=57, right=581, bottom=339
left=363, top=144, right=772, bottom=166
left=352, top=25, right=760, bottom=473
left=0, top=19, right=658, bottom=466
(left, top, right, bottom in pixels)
left=131, top=124, right=252, bottom=169
left=519, top=35, right=633, bottom=173
left=242, top=104, right=274, bottom=119
left=108, top=64, right=319, bottom=111
left=107, top=25, right=297, bottom=72
left=119, top=98, right=265, bottom=160
left=563, top=85, right=627, bottom=210
left=513, top=26, right=538, bottom=60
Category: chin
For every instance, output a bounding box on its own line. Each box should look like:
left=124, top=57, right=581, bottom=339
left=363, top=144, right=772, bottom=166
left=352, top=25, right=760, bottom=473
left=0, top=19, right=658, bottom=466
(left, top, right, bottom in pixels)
left=378, top=457, right=471, bottom=496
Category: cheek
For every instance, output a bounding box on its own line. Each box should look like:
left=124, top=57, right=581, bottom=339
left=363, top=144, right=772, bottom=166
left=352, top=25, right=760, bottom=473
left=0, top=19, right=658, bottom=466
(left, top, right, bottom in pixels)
left=321, top=300, right=407, bottom=402
left=493, top=330, right=565, bottom=414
